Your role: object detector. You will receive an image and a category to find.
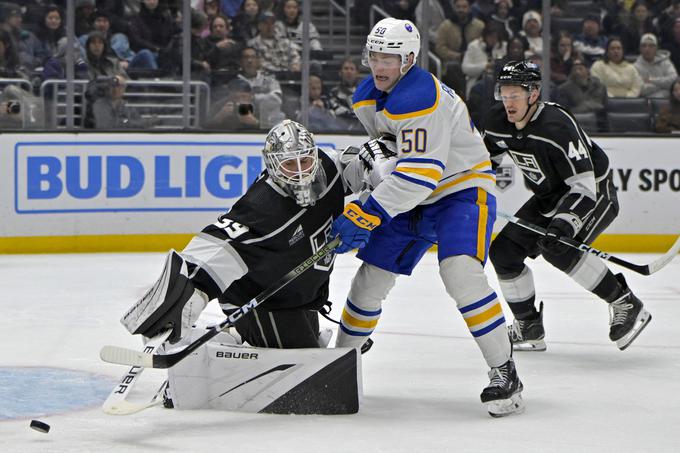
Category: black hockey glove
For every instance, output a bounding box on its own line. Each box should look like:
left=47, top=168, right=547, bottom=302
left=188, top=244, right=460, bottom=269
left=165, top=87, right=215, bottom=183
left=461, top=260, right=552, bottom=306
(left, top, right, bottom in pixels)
left=537, top=218, right=574, bottom=256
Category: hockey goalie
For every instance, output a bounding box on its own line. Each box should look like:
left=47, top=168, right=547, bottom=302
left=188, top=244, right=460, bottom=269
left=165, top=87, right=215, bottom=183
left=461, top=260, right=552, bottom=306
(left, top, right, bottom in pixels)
left=118, top=120, right=398, bottom=414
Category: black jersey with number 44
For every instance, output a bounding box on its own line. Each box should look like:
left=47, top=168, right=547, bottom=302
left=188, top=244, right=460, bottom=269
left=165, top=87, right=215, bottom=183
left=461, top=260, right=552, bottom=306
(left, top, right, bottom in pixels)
left=196, top=149, right=345, bottom=311
left=483, top=102, right=611, bottom=233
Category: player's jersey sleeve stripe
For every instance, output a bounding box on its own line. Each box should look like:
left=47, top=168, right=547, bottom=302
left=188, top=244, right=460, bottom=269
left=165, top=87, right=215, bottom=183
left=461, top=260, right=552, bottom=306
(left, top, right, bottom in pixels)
left=353, top=99, right=376, bottom=109
left=471, top=160, right=492, bottom=171
left=393, top=171, right=437, bottom=190
left=394, top=166, right=443, bottom=181
left=432, top=172, right=496, bottom=195
left=384, top=74, right=440, bottom=120
left=398, top=157, right=446, bottom=170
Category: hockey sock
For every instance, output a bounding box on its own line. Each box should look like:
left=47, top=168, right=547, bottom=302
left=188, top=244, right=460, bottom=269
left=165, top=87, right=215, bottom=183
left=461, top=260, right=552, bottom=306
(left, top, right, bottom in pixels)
left=592, top=270, right=624, bottom=302
left=509, top=299, right=539, bottom=320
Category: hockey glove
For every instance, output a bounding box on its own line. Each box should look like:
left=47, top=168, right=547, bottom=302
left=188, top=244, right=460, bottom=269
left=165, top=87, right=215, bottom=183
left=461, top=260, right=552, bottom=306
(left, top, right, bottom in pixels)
left=339, top=136, right=399, bottom=193
left=537, top=218, right=574, bottom=257
left=331, top=200, right=382, bottom=254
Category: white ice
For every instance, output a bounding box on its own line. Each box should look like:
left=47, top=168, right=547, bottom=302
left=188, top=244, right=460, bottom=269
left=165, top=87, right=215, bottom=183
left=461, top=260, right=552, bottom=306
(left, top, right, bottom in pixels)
left=0, top=250, right=679, bottom=453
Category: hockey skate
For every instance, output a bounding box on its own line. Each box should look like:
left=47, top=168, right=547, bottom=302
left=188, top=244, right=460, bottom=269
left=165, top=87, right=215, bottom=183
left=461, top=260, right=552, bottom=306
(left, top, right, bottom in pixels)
left=608, top=274, right=652, bottom=351
left=507, top=302, right=546, bottom=352
left=480, top=358, right=525, bottom=418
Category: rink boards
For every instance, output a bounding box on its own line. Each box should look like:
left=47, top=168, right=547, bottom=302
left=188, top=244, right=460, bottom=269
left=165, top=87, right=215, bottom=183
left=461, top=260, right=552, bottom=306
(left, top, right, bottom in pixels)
left=0, top=133, right=678, bottom=253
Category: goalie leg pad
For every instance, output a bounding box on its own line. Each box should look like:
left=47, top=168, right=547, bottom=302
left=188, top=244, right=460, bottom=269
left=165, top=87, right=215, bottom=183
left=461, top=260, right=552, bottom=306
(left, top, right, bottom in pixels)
left=121, top=250, right=196, bottom=343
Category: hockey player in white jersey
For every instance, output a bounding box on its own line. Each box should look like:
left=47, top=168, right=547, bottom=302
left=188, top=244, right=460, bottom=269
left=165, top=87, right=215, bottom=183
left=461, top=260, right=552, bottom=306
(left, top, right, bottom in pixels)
left=330, top=18, right=524, bottom=417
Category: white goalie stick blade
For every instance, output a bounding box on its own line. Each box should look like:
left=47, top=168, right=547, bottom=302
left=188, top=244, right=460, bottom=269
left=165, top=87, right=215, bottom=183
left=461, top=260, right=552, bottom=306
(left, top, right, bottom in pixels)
left=103, top=381, right=169, bottom=416
left=487, top=393, right=525, bottom=418
left=102, top=329, right=171, bottom=415
left=100, top=345, right=155, bottom=368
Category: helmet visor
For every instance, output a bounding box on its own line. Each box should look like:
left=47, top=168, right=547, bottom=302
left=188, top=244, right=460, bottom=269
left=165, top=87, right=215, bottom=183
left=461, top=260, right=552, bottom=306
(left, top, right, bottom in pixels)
left=494, top=84, right=533, bottom=101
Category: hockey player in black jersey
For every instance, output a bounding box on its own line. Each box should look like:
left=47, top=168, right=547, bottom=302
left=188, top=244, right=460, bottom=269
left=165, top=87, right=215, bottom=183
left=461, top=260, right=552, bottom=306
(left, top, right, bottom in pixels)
left=483, top=61, right=651, bottom=351
left=120, top=119, right=396, bottom=350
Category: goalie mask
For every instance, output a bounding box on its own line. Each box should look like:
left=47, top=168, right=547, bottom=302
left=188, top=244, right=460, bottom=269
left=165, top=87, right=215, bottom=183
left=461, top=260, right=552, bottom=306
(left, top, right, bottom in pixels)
left=263, top=120, right=327, bottom=207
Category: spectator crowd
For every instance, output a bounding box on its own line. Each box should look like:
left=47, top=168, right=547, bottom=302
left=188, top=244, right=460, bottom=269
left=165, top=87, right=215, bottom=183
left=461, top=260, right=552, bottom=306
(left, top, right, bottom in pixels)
left=0, top=0, right=679, bottom=133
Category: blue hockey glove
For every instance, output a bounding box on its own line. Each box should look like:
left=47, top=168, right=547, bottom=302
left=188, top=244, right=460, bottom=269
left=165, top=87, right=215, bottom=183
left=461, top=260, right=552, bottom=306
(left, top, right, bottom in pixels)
left=331, top=200, right=382, bottom=254
left=538, top=218, right=574, bottom=256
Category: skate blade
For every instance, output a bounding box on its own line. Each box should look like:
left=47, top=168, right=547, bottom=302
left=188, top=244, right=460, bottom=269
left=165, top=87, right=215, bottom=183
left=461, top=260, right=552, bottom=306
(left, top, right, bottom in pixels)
left=512, top=339, right=547, bottom=352
left=616, top=310, right=652, bottom=351
left=487, top=393, right=525, bottom=418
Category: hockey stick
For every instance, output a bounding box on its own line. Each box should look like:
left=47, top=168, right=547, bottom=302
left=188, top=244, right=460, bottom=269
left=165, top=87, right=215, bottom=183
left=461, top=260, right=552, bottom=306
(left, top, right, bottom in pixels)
left=100, top=236, right=341, bottom=369
left=497, top=211, right=680, bottom=276
left=102, top=329, right=171, bottom=415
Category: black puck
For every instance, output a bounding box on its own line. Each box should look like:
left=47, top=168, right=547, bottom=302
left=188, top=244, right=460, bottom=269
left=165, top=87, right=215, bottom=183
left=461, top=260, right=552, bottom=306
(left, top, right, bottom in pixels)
left=29, top=419, right=50, bottom=433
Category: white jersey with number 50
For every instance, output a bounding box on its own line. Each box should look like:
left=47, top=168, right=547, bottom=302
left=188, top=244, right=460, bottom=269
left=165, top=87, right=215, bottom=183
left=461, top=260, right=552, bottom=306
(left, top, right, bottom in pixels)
left=352, top=65, right=496, bottom=219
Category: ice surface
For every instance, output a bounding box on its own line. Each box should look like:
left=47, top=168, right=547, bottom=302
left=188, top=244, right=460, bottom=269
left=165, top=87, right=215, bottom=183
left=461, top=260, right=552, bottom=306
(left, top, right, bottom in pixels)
left=0, top=251, right=678, bottom=452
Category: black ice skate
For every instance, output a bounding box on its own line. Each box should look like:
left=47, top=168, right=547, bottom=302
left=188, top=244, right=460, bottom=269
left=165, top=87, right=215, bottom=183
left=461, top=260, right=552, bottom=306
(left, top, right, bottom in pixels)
left=608, top=274, right=652, bottom=350
left=480, top=358, right=525, bottom=418
left=507, top=302, right=546, bottom=351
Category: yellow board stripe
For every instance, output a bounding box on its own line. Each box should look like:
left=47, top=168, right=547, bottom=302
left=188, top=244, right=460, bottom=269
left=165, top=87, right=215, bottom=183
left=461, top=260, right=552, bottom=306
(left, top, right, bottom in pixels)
left=432, top=172, right=496, bottom=195
left=352, top=99, right=376, bottom=109
left=395, top=166, right=443, bottom=181
left=342, top=310, right=379, bottom=329
left=0, top=234, right=676, bottom=254
left=464, top=302, right=502, bottom=328
left=476, top=188, right=489, bottom=262
left=384, top=74, right=441, bottom=120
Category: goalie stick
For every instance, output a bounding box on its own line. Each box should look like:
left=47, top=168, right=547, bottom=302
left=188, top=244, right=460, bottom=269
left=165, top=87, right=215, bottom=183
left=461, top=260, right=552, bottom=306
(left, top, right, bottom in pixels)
left=497, top=211, right=680, bottom=275
left=100, top=236, right=341, bottom=369
left=102, top=329, right=171, bottom=415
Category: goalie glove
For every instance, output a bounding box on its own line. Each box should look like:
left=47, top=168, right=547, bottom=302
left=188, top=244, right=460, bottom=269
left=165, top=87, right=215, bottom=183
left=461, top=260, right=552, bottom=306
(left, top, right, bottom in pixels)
left=340, top=136, right=399, bottom=193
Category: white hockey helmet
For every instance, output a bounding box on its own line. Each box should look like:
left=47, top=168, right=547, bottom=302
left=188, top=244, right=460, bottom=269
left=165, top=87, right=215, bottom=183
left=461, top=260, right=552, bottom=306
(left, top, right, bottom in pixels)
left=363, top=18, right=420, bottom=72
left=263, top=119, right=327, bottom=206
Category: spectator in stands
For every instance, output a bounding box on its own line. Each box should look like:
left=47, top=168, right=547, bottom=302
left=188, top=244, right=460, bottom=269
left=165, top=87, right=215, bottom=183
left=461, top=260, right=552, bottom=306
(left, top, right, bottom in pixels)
left=435, top=0, right=485, bottom=65
left=488, top=0, right=518, bottom=40
left=1, top=5, right=42, bottom=71
left=658, top=0, right=680, bottom=47
left=205, top=78, right=261, bottom=130
left=86, top=10, right=158, bottom=72
left=470, top=0, right=495, bottom=21
left=381, top=0, right=418, bottom=22
left=468, top=72, right=497, bottom=131
left=35, top=5, right=64, bottom=65
left=234, top=45, right=284, bottom=128
left=91, top=73, right=146, bottom=129
left=207, top=14, right=243, bottom=78
left=573, top=15, right=607, bottom=67
left=329, top=57, right=362, bottom=131
left=96, top=0, right=129, bottom=36
left=494, top=35, right=526, bottom=75
left=84, top=31, right=124, bottom=79
left=300, top=73, right=341, bottom=132
left=551, top=31, right=581, bottom=85
left=0, top=28, right=28, bottom=79
left=462, top=24, right=507, bottom=96
left=668, top=18, right=680, bottom=73
left=232, top=0, right=260, bottom=43
left=198, top=0, right=221, bottom=37
left=614, top=0, right=657, bottom=54
left=248, top=10, right=300, bottom=73
left=220, top=0, right=249, bottom=18
left=591, top=37, right=643, bottom=98
left=160, top=9, right=214, bottom=82
left=75, top=0, right=96, bottom=37
left=558, top=58, right=608, bottom=118
left=275, top=0, right=322, bottom=51
left=128, top=0, right=178, bottom=67
left=42, top=36, right=88, bottom=81
left=519, top=10, right=542, bottom=57
left=415, top=0, right=452, bottom=42
left=635, top=33, right=677, bottom=99
left=655, top=78, right=680, bottom=132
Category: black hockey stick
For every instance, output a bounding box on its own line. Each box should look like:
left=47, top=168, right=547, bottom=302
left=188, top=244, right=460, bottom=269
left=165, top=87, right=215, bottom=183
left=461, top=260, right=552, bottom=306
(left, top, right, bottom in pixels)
left=497, top=211, right=680, bottom=276
left=100, top=236, right=341, bottom=369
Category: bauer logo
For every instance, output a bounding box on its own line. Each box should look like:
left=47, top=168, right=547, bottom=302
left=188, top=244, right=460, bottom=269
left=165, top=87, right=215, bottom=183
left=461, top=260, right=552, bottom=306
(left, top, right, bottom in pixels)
left=14, top=141, right=265, bottom=214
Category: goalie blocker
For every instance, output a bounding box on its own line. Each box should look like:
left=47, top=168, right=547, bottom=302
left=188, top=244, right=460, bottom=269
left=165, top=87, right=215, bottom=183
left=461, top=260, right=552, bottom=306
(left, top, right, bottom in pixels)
left=166, top=332, right=361, bottom=415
